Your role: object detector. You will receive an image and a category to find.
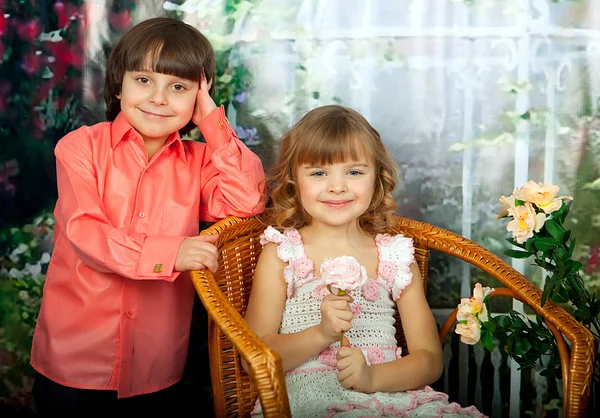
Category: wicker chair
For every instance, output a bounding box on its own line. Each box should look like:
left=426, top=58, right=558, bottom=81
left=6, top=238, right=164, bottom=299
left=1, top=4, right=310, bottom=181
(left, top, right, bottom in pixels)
left=189, top=213, right=596, bottom=418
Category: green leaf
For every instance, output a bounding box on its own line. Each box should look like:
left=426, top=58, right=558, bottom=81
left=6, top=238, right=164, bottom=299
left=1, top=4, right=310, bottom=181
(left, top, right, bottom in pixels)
left=543, top=219, right=564, bottom=241
left=513, top=338, right=532, bottom=356
left=480, top=332, right=494, bottom=351
left=534, top=237, right=558, bottom=251
left=504, top=249, right=532, bottom=259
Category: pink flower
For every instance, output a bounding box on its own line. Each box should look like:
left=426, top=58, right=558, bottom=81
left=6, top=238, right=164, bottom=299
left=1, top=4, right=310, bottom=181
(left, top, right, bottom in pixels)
left=362, top=280, right=380, bottom=301
left=314, top=284, right=329, bottom=300
left=293, top=257, right=313, bottom=278
left=351, top=304, right=362, bottom=317
left=378, top=260, right=397, bottom=283
left=286, top=229, right=303, bottom=245
left=455, top=316, right=481, bottom=345
left=376, top=234, right=394, bottom=247
left=366, top=347, right=385, bottom=365
left=317, top=347, right=337, bottom=367
left=320, top=256, right=368, bottom=295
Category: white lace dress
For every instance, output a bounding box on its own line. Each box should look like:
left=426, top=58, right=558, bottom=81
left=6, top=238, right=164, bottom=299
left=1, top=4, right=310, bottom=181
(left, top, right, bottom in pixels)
left=251, top=226, right=486, bottom=418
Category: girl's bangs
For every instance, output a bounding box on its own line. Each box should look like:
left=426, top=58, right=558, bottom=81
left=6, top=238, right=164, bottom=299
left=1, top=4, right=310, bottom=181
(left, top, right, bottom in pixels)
left=297, top=133, right=371, bottom=166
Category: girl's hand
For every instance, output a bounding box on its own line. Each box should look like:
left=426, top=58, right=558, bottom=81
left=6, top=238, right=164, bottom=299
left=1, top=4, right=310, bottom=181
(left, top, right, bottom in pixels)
left=336, top=336, right=374, bottom=393
left=175, top=234, right=219, bottom=272
left=191, top=70, right=217, bottom=126
left=318, top=293, right=354, bottom=343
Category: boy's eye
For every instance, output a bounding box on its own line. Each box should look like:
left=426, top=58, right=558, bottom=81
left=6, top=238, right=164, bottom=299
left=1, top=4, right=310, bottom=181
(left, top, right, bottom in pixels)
left=136, top=77, right=150, bottom=84
left=172, top=84, right=186, bottom=91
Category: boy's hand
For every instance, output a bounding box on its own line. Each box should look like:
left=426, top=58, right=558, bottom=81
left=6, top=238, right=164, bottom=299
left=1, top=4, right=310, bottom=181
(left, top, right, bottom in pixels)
left=191, top=70, right=217, bottom=126
left=318, top=293, right=354, bottom=343
left=175, top=234, right=219, bottom=272
left=336, top=336, right=374, bottom=393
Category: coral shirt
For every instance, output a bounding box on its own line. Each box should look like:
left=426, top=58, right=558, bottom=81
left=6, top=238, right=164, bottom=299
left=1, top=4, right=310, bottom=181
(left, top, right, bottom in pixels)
left=30, top=106, right=265, bottom=398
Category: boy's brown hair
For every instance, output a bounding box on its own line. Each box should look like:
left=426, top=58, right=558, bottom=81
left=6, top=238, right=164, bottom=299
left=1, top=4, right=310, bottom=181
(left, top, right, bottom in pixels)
left=104, top=17, right=215, bottom=136
left=265, top=105, right=399, bottom=235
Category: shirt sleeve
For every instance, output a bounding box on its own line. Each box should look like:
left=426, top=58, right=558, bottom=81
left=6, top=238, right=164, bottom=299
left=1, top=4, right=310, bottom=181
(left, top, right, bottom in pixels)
left=197, top=105, right=266, bottom=222
left=54, top=130, right=185, bottom=281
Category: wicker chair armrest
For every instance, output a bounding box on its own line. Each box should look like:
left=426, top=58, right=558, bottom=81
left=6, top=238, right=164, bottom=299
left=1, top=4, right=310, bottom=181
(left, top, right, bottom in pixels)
left=394, top=216, right=596, bottom=418
left=190, top=268, right=291, bottom=418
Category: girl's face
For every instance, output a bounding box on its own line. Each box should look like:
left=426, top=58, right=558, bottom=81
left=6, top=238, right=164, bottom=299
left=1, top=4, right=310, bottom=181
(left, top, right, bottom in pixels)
left=296, top=157, right=375, bottom=229
left=117, top=69, right=199, bottom=144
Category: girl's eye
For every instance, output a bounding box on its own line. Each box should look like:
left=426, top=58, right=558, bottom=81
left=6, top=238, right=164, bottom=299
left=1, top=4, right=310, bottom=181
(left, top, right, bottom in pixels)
left=348, top=169, right=363, bottom=176
left=311, top=170, right=326, bottom=177
left=172, top=84, right=186, bottom=91
left=136, top=77, right=150, bottom=84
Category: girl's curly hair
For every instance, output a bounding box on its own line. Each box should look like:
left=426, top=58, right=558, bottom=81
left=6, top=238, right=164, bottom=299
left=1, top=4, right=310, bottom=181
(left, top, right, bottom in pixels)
left=264, top=105, right=399, bottom=236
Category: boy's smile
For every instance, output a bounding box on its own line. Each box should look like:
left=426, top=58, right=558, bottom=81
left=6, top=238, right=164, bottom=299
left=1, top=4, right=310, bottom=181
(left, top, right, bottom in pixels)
left=117, top=69, right=199, bottom=148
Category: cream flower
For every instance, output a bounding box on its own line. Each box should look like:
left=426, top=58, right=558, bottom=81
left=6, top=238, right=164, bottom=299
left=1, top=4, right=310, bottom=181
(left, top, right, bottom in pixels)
left=514, top=181, right=573, bottom=214
left=456, top=283, right=494, bottom=322
left=455, top=315, right=481, bottom=345
left=506, top=202, right=547, bottom=243
left=321, top=255, right=368, bottom=295
left=497, top=194, right=518, bottom=219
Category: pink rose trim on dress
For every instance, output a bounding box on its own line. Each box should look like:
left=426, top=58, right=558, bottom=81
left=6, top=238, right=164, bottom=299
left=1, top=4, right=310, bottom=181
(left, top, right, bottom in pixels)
left=376, top=234, right=394, bottom=247
left=317, top=347, right=337, bottom=367
left=366, top=347, right=385, bottom=365
left=286, top=229, right=303, bottom=245
left=378, top=260, right=397, bottom=284
left=314, top=283, right=329, bottom=300
left=362, top=280, right=380, bottom=301
left=351, top=304, right=362, bottom=317
left=395, top=347, right=403, bottom=358
left=321, top=255, right=368, bottom=294
left=293, top=257, right=314, bottom=279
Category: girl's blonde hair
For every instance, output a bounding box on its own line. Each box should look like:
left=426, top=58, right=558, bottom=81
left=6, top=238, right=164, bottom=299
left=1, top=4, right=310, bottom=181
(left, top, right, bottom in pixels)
left=265, top=105, right=399, bottom=235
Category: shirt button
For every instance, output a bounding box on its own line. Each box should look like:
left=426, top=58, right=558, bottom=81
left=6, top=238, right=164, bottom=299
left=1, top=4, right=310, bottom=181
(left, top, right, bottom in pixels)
left=125, top=311, right=133, bottom=319
left=138, top=211, right=146, bottom=218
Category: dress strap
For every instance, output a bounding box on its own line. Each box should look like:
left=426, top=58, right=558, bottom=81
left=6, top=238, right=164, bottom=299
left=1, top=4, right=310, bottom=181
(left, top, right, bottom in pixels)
left=376, top=233, right=415, bottom=301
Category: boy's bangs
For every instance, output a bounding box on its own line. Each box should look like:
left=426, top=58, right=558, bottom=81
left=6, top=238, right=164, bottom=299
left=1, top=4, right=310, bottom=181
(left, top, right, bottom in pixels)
left=297, top=133, right=371, bottom=166
left=126, top=37, right=202, bottom=82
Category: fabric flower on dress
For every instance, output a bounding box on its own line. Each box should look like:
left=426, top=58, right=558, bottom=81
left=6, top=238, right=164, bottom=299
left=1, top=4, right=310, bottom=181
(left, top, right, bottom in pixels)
left=314, top=283, right=329, bottom=300
left=375, top=234, right=394, bottom=247
left=293, top=257, right=314, bottom=279
left=351, top=304, right=363, bottom=317
left=317, top=347, right=337, bottom=367
left=377, top=260, right=397, bottom=284
left=366, top=347, right=385, bottom=365
left=362, top=280, right=380, bottom=301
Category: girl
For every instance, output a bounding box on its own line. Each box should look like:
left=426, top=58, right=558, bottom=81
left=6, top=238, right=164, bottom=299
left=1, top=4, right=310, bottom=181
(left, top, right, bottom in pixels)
left=30, top=17, right=264, bottom=416
left=244, top=105, right=484, bottom=417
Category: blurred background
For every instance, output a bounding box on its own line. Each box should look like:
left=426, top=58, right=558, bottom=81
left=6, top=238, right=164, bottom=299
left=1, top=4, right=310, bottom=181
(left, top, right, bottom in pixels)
left=1, top=0, right=599, bottom=416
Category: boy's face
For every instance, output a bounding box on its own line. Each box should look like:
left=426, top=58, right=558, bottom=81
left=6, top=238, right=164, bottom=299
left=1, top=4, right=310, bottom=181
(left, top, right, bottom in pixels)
left=117, top=69, right=199, bottom=144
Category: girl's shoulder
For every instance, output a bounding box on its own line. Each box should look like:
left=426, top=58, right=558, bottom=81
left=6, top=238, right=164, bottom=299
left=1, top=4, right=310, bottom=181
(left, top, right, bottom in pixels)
left=260, top=226, right=303, bottom=246
left=375, top=232, right=414, bottom=251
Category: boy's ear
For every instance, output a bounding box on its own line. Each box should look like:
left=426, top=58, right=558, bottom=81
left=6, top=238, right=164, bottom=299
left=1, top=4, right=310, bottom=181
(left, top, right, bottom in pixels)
left=116, top=93, right=121, bottom=99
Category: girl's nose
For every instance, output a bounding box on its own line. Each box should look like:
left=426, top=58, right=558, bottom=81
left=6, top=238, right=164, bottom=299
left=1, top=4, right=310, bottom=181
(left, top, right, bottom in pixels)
left=328, top=177, right=348, bottom=194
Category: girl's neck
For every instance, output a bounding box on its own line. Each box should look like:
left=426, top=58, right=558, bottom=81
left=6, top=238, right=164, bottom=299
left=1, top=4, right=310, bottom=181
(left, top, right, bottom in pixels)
left=300, top=220, right=368, bottom=247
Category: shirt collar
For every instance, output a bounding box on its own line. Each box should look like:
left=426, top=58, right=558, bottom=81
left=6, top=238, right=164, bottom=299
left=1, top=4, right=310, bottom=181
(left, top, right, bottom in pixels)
left=110, top=112, right=188, bottom=164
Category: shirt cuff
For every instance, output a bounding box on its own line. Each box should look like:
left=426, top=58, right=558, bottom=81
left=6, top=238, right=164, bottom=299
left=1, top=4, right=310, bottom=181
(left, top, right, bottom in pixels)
left=198, top=105, right=235, bottom=150
left=138, top=235, right=187, bottom=280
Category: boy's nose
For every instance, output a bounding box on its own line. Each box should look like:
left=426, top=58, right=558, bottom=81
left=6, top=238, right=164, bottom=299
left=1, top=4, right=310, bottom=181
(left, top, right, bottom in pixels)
left=149, top=88, right=167, bottom=105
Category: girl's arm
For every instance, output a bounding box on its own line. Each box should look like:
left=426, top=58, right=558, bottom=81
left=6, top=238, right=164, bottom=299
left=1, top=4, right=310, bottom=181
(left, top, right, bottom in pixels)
left=368, top=262, right=444, bottom=392
left=244, top=244, right=345, bottom=372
